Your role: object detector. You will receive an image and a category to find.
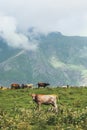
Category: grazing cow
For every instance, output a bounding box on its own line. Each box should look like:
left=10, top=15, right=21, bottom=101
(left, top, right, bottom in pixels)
left=62, top=85, right=67, bottom=88
left=21, top=84, right=25, bottom=89
left=21, top=84, right=33, bottom=89
left=0, top=86, right=8, bottom=90
left=0, top=86, right=3, bottom=89
left=37, top=82, right=50, bottom=88
left=62, top=85, right=69, bottom=88
left=30, top=94, right=58, bottom=112
left=26, top=84, right=33, bottom=88
left=11, top=83, right=20, bottom=89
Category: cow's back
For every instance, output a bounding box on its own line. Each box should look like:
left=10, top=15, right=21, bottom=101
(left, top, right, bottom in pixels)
left=36, top=94, right=57, bottom=104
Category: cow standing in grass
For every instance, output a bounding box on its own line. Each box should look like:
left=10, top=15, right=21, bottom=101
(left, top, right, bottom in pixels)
left=11, top=83, right=20, bottom=89
left=30, top=94, right=58, bottom=112
left=21, top=84, right=33, bottom=89
left=37, top=82, right=50, bottom=88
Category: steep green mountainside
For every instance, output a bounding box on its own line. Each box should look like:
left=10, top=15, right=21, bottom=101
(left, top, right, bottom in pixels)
left=0, top=32, right=87, bottom=86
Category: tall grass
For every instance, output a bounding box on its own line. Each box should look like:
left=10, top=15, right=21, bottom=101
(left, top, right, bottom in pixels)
left=0, top=87, right=87, bottom=130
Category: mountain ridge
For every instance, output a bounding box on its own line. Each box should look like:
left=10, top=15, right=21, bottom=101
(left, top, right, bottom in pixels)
left=0, top=31, right=87, bottom=87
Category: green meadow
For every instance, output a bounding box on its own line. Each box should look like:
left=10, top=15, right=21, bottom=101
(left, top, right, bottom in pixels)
left=0, top=87, right=87, bottom=130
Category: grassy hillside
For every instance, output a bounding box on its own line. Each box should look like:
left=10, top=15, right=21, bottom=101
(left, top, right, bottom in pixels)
left=1, top=32, right=87, bottom=86
left=0, top=87, right=87, bottom=130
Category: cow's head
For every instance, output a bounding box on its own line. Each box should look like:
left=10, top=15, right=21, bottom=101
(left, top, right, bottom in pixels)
left=46, top=83, right=50, bottom=86
left=31, top=94, right=36, bottom=100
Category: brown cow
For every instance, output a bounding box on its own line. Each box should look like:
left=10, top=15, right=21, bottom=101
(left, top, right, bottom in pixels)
left=30, top=94, right=58, bottom=112
left=37, top=82, right=50, bottom=88
left=11, top=83, right=20, bottom=89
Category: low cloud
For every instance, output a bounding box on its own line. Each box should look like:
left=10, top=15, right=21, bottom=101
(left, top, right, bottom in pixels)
left=0, top=14, right=38, bottom=51
left=0, top=0, right=87, bottom=36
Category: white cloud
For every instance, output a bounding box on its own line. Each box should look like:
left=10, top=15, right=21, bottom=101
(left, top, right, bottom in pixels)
left=0, top=14, right=38, bottom=51
left=0, top=0, right=87, bottom=36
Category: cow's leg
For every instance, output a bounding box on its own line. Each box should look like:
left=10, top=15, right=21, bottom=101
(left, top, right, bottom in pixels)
left=54, top=104, right=58, bottom=113
left=37, top=102, right=41, bottom=111
left=52, top=103, right=58, bottom=113
left=54, top=100, right=58, bottom=113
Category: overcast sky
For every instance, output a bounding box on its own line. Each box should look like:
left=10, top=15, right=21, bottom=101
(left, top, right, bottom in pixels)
left=0, top=0, right=87, bottom=36
left=0, top=0, right=87, bottom=50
